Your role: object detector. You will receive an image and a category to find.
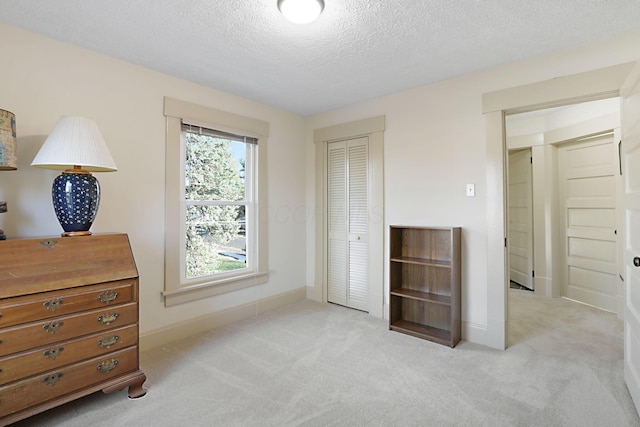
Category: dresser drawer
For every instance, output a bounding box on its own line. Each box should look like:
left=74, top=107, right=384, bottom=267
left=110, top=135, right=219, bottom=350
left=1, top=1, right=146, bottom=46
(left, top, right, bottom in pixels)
left=0, top=303, right=138, bottom=357
left=0, top=279, right=135, bottom=328
left=0, top=324, right=138, bottom=386
left=0, top=346, right=138, bottom=418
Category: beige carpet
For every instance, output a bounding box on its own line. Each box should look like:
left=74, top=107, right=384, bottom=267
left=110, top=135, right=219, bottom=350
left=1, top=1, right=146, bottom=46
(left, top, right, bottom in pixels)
left=11, top=290, right=640, bottom=426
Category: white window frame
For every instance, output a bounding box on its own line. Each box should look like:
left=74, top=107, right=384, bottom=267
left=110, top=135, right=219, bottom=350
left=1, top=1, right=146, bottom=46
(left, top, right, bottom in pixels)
left=163, top=97, right=269, bottom=306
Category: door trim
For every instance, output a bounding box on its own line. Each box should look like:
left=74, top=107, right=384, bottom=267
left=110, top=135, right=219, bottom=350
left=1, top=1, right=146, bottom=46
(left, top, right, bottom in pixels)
left=483, top=62, right=635, bottom=350
left=313, top=116, right=385, bottom=318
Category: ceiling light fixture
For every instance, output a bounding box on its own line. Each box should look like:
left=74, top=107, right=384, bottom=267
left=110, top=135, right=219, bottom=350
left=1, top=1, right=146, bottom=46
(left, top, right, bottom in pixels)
left=277, top=0, right=324, bottom=24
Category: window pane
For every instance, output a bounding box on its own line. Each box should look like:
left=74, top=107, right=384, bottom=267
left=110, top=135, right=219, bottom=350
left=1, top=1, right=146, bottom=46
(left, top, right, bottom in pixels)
left=185, top=204, right=247, bottom=278
left=185, top=132, right=246, bottom=201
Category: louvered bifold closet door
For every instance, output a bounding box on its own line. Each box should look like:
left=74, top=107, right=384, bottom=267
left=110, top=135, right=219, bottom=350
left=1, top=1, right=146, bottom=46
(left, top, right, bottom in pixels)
left=328, top=141, right=348, bottom=306
left=327, top=137, right=369, bottom=311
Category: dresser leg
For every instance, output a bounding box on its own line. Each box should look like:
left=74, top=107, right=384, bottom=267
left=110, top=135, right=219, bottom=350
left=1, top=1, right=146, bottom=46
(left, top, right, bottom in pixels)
left=128, top=374, right=147, bottom=399
left=102, top=371, right=147, bottom=398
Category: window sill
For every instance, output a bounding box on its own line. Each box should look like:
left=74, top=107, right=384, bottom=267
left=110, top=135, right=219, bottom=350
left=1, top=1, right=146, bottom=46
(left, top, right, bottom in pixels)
left=162, top=270, right=270, bottom=307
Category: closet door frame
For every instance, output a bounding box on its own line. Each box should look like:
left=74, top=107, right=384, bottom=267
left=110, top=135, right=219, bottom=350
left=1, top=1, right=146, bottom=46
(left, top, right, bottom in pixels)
left=313, top=116, right=385, bottom=318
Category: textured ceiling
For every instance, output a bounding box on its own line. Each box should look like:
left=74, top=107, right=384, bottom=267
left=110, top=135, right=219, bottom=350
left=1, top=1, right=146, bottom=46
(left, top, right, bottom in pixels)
left=1, top=1, right=640, bottom=116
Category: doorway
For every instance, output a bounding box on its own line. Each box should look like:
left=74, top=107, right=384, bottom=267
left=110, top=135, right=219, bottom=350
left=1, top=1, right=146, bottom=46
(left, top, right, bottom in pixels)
left=483, top=62, right=634, bottom=350
left=504, top=98, right=623, bottom=345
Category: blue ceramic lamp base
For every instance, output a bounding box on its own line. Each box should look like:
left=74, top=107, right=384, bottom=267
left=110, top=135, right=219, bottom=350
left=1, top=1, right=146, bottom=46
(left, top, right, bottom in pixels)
left=52, top=170, right=101, bottom=237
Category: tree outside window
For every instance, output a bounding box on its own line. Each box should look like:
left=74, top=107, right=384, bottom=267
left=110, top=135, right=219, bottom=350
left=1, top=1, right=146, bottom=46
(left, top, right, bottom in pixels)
left=184, top=129, right=252, bottom=278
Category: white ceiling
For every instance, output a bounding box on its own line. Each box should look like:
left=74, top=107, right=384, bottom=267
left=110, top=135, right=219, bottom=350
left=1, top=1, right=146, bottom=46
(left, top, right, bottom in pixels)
left=1, top=1, right=640, bottom=116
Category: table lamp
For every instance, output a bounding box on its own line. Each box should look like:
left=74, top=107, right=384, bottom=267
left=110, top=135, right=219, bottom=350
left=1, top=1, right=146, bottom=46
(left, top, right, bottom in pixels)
left=31, top=116, right=117, bottom=237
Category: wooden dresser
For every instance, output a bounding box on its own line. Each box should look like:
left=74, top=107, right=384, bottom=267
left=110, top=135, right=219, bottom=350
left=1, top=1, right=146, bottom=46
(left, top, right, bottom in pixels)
left=0, top=233, right=146, bottom=425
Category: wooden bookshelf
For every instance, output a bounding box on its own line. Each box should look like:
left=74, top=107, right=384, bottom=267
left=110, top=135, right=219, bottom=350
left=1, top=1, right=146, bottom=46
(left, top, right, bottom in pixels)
left=389, top=226, right=461, bottom=347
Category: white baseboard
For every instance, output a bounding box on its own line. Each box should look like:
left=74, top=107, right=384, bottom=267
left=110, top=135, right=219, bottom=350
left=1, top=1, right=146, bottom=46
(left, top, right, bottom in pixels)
left=306, top=285, right=320, bottom=301
left=139, top=287, right=307, bottom=351
left=462, top=321, right=487, bottom=346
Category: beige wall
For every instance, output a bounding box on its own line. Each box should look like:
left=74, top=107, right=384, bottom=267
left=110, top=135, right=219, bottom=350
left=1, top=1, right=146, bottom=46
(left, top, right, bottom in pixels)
left=305, top=29, right=640, bottom=344
left=3, top=20, right=639, bottom=348
left=0, top=24, right=308, bottom=338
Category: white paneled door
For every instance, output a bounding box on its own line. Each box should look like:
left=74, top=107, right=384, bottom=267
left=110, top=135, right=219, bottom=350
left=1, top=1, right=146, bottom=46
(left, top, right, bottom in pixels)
left=558, top=134, right=619, bottom=312
left=508, top=148, right=534, bottom=290
left=622, top=61, right=640, bottom=416
left=327, top=137, right=369, bottom=311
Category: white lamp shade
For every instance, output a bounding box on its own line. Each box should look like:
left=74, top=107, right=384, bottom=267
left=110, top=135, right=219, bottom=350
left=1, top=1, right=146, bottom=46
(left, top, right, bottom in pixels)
left=31, top=116, right=117, bottom=172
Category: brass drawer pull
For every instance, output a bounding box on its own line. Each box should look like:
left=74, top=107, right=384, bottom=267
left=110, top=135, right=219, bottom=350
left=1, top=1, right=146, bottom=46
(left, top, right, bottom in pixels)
left=97, top=359, right=118, bottom=373
left=43, top=321, right=64, bottom=334
left=97, top=290, right=119, bottom=304
left=98, top=335, right=120, bottom=349
left=43, top=298, right=64, bottom=312
left=43, top=372, right=63, bottom=385
left=43, top=347, right=65, bottom=360
left=97, top=312, right=119, bottom=325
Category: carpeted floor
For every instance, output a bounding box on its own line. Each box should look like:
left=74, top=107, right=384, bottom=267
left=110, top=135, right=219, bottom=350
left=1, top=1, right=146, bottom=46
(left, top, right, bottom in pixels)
left=11, top=290, right=640, bottom=426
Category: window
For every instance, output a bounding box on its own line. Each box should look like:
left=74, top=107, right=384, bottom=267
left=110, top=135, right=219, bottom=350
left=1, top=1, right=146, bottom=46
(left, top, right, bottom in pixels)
left=184, top=124, right=255, bottom=279
left=163, top=97, right=269, bottom=306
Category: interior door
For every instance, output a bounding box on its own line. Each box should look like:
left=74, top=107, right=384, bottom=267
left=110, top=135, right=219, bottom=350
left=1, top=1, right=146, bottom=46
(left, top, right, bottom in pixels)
left=622, top=60, right=640, bottom=415
left=327, top=137, right=369, bottom=311
left=558, top=134, right=619, bottom=312
left=508, top=148, right=534, bottom=290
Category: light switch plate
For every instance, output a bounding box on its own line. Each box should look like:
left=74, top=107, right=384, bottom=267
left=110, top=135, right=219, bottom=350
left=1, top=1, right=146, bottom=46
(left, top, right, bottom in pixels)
left=466, top=184, right=475, bottom=197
